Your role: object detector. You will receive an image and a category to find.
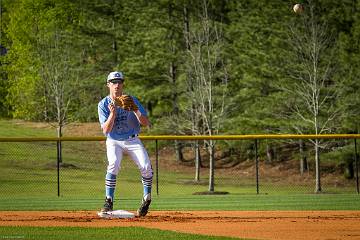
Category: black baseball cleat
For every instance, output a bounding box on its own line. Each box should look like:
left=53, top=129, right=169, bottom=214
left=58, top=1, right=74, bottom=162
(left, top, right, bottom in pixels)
left=100, top=197, right=113, bottom=212
left=137, top=193, right=151, bottom=217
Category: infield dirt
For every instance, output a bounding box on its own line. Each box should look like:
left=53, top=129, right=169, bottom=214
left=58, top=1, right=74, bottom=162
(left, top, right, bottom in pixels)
left=1, top=210, right=360, bottom=240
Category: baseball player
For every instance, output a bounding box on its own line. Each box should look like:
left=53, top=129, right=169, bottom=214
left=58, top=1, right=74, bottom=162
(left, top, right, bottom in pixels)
left=98, top=71, right=153, bottom=217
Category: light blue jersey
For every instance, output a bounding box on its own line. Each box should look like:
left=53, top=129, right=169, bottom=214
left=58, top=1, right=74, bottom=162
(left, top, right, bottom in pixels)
left=98, top=95, right=147, bottom=140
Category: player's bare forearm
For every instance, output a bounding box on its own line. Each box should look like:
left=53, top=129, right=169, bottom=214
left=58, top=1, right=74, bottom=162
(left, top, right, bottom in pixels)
left=134, top=110, right=151, bottom=127
left=102, top=114, right=116, bottom=134
left=102, top=103, right=116, bottom=134
left=102, top=102, right=117, bottom=134
left=139, top=116, right=151, bottom=127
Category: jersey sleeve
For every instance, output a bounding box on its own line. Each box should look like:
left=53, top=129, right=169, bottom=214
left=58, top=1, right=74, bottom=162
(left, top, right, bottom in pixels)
left=132, top=96, right=148, bottom=116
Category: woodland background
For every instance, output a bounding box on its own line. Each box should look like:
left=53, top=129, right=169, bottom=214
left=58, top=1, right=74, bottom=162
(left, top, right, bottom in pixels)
left=0, top=0, right=359, bottom=192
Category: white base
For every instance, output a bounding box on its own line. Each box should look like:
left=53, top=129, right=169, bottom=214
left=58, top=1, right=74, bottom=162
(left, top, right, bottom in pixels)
left=97, top=210, right=135, bottom=219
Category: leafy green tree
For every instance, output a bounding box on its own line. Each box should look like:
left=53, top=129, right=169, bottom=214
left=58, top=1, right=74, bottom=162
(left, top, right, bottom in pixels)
left=336, top=0, right=360, bottom=133
left=223, top=0, right=292, bottom=164
left=224, top=0, right=291, bottom=135
left=4, top=0, right=44, bottom=120
left=119, top=1, right=184, bottom=120
left=0, top=0, right=9, bottom=117
left=4, top=0, right=80, bottom=123
left=72, top=0, right=128, bottom=122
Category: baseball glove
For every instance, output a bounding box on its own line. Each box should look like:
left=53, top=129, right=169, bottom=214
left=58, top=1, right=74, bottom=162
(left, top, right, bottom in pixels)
left=114, top=95, right=138, bottom=112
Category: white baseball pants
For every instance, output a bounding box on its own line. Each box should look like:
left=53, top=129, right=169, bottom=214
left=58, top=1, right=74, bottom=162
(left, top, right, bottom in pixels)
left=105, top=137, right=153, bottom=178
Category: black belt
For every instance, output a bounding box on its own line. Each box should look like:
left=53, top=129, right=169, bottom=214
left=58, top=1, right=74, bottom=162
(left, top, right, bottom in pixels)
left=128, top=134, right=138, bottom=139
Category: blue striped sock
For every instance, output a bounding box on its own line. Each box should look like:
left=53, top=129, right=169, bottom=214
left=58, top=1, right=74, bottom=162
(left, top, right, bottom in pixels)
left=105, top=172, right=117, bottom=200
left=142, top=176, right=152, bottom=197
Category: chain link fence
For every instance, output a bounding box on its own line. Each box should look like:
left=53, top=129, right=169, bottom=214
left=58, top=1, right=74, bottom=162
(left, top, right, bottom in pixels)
left=0, top=135, right=359, bottom=210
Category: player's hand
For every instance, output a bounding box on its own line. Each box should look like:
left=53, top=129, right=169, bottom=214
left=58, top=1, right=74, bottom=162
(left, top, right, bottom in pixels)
left=109, top=102, right=117, bottom=115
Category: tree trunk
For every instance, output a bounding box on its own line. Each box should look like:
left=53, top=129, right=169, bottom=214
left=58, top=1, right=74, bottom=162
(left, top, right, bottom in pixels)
left=112, top=18, right=117, bottom=65
left=111, top=0, right=118, bottom=67
left=57, top=125, right=63, bottom=164
left=299, top=139, right=308, bottom=174
left=194, top=141, right=201, bottom=181
left=174, top=140, right=184, bottom=162
left=147, top=101, right=153, bottom=117
left=208, top=140, right=215, bottom=192
left=183, top=4, right=190, bottom=51
left=170, top=62, right=178, bottom=114
left=344, top=160, right=354, bottom=179
left=314, top=139, right=321, bottom=193
left=168, top=3, right=178, bottom=116
left=266, top=143, right=274, bottom=163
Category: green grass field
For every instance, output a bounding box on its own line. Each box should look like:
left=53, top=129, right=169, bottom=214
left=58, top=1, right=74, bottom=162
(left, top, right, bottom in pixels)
left=0, top=194, right=359, bottom=211
left=0, top=226, right=241, bottom=240
left=0, top=119, right=359, bottom=240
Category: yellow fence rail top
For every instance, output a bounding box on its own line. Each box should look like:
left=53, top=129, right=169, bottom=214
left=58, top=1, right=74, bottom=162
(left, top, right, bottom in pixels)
left=0, top=134, right=360, bottom=142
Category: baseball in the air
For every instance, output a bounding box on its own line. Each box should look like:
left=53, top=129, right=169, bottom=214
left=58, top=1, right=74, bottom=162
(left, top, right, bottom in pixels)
left=293, top=3, right=304, bottom=14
